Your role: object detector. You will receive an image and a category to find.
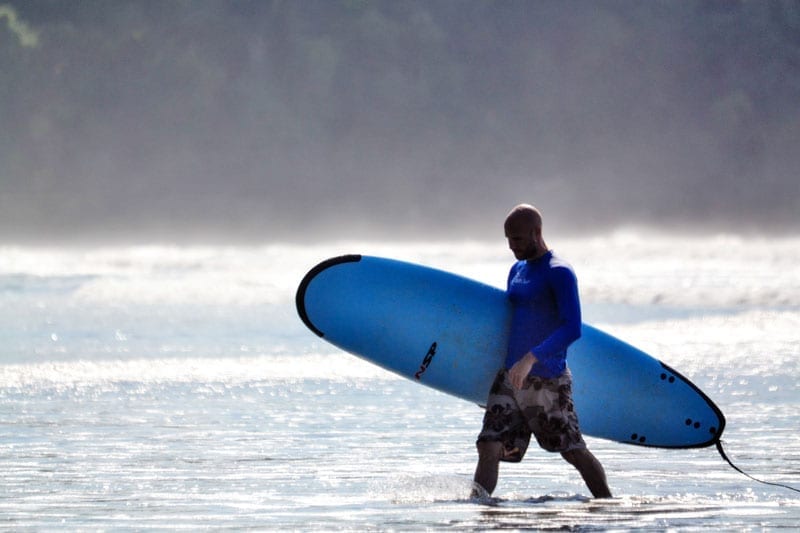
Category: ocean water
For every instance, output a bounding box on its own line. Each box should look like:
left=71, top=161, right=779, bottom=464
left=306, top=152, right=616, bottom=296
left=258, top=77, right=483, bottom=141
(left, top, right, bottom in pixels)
left=1, top=233, right=798, bottom=530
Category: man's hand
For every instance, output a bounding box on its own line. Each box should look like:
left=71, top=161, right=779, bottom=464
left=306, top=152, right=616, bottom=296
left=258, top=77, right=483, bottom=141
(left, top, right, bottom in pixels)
left=508, top=352, right=537, bottom=389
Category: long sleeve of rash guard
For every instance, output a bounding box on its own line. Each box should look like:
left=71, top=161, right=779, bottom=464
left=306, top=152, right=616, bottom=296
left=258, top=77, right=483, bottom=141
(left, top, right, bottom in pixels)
left=530, top=266, right=581, bottom=374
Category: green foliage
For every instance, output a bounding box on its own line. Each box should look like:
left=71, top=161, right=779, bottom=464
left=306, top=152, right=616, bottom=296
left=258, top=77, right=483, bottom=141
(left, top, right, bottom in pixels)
left=0, top=3, right=39, bottom=46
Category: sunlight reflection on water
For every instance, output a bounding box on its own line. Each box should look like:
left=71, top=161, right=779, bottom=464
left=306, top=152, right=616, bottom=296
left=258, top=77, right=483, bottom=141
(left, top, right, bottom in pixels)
left=1, top=235, right=798, bottom=529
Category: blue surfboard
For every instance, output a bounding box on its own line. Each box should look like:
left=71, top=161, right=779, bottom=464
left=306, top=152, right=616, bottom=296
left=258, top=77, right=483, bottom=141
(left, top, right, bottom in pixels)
left=296, top=255, right=725, bottom=448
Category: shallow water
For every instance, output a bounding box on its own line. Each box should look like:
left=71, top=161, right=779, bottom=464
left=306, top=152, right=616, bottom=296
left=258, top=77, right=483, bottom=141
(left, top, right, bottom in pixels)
left=1, top=235, right=798, bottom=530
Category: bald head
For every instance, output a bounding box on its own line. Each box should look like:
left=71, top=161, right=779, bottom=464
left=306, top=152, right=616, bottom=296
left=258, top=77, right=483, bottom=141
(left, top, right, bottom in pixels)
left=504, top=204, right=548, bottom=260
left=504, top=204, right=543, bottom=233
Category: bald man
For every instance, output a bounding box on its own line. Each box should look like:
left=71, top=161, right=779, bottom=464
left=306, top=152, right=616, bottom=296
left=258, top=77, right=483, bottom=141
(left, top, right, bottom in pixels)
left=473, top=204, right=612, bottom=499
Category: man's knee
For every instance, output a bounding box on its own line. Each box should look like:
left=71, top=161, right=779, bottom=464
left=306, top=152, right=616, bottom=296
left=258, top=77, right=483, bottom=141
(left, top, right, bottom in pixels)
left=476, top=440, right=503, bottom=461
left=560, top=448, right=588, bottom=466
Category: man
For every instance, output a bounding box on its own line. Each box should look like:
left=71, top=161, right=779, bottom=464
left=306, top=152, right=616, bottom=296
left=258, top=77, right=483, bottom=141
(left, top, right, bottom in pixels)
left=473, top=204, right=612, bottom=499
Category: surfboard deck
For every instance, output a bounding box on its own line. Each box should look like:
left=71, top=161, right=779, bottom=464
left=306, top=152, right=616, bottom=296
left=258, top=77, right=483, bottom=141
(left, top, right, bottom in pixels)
left=296, top=255, right=725, bottom=448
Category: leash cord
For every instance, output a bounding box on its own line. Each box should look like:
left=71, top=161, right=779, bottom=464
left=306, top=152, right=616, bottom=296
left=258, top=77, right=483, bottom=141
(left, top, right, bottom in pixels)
left=716, top=440, right=800, bottom=494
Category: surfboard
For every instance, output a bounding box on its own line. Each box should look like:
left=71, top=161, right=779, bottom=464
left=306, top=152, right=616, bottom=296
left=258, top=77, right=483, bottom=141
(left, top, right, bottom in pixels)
left=296, top=255, right=725, bottom=448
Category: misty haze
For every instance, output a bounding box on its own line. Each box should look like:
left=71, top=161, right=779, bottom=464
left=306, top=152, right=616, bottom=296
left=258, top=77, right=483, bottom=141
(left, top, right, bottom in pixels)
left=1, top=0, right=799, bottom=243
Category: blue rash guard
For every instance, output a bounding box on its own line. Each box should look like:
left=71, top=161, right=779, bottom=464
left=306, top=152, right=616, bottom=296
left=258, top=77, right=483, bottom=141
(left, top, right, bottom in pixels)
left=505, top=250, right=582, bottom=379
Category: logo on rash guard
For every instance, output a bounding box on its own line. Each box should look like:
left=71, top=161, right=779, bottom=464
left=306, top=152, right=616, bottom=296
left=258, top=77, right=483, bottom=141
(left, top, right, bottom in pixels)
left=414, top=342, right=438, bottom=380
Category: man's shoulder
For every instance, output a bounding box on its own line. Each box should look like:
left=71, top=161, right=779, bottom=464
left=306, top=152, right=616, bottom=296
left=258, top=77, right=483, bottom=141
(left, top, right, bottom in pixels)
left=547, top=252, right=577, bottom=281
left=547, top=251, right=574, bottom=270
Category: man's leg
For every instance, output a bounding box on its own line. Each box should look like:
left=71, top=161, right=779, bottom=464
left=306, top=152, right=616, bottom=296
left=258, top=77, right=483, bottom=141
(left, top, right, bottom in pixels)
left=473, top=440, right=503, bottom=495
left=561, top=448, right=612, bottom=498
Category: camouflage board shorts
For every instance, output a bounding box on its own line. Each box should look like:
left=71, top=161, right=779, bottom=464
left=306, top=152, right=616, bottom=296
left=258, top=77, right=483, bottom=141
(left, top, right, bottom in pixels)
left=477, top=368, right=586, bottom=461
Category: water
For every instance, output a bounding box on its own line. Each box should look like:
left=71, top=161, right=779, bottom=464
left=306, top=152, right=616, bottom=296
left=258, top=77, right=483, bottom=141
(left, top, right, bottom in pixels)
left=1, top=234, right=798, bottom=530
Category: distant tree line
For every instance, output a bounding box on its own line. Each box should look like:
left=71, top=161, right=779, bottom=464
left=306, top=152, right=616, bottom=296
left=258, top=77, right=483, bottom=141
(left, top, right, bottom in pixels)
left=1, top=0, right=799, bottom=241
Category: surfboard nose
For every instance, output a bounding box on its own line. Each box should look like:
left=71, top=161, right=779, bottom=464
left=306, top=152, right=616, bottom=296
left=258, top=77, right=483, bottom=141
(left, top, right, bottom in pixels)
left=296, top=255, right=362, bottom=337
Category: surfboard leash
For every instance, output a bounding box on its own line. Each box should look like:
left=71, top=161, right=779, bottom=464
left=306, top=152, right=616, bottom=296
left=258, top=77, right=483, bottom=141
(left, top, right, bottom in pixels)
left=716, top=440, right=800, bottom=494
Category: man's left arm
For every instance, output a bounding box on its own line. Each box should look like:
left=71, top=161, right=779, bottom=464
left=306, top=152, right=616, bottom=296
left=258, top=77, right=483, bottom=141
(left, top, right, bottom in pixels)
left=531, top=267, right=581, bottom=373
left=533, top=266, right=582, bottom=361
left=508, top=266, right=582, bottom=388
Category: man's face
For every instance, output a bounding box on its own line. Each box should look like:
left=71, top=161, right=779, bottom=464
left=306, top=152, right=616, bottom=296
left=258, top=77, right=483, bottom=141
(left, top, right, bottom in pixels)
left=505, top=222, right=538, bottom=260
